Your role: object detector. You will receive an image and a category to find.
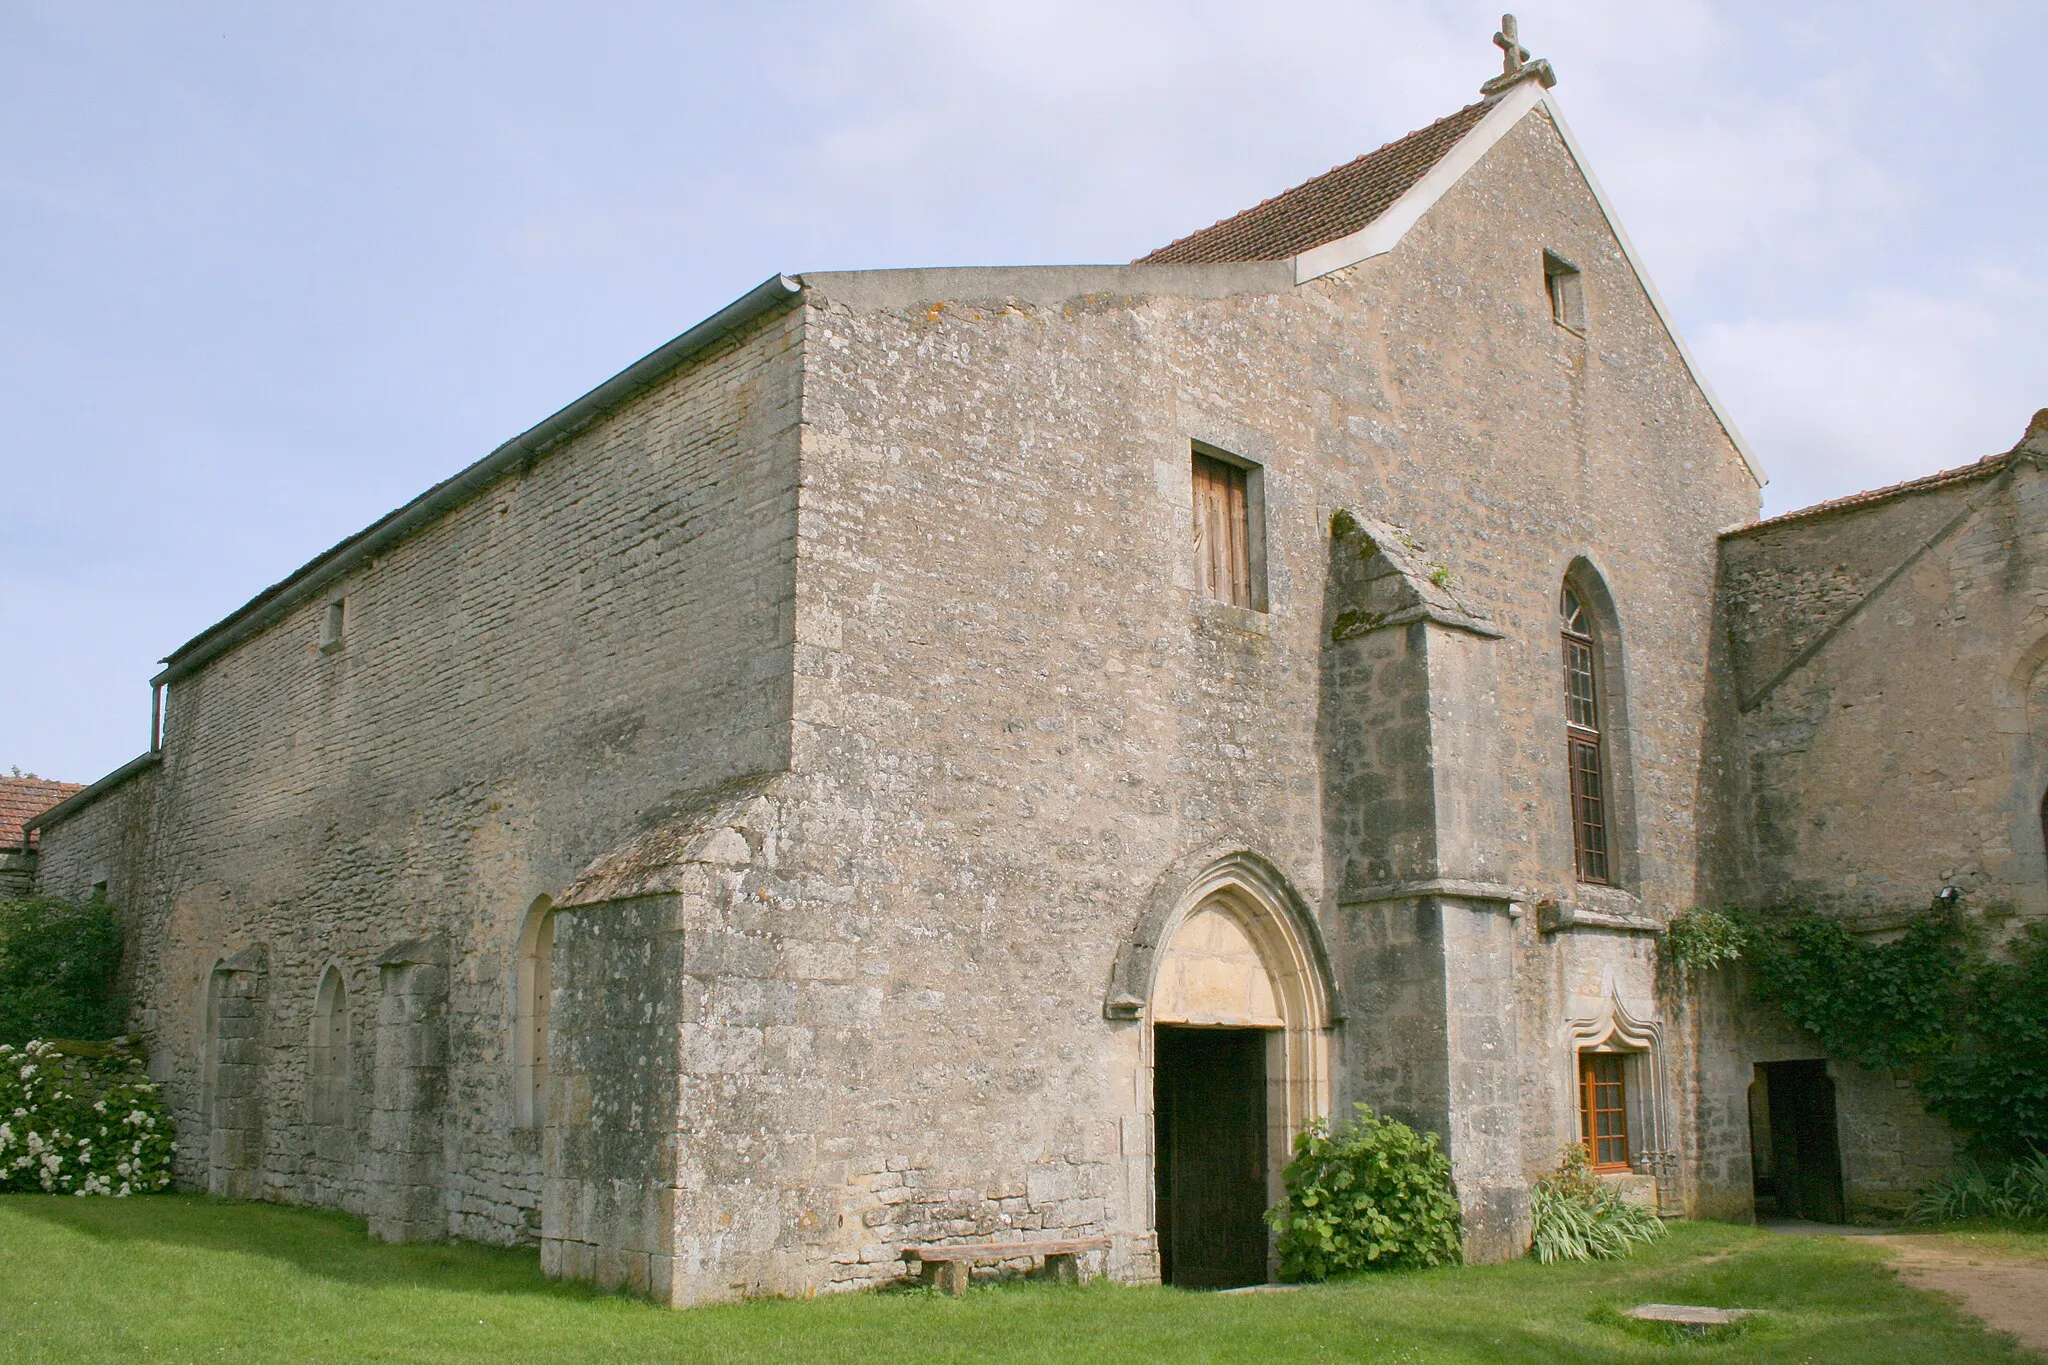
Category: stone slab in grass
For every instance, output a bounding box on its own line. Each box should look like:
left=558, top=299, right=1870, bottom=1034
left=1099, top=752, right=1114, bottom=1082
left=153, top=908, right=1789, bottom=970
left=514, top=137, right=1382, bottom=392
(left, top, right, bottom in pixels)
left=1625, top=1303, right=1756, bottom=1334
left=1213, top=1284, right=1305, bottom=1295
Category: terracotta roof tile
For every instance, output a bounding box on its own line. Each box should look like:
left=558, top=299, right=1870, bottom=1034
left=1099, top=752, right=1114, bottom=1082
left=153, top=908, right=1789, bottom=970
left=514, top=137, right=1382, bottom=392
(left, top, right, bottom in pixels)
left=0, top=777, right=85, bottom=852
left=1137, top=100, right=1494, bottom=265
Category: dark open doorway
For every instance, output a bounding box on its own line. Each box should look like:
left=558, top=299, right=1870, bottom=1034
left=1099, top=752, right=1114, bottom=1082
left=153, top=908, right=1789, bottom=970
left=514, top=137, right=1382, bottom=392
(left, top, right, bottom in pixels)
left=1751, top=1060, right=1844, bottom=1223
left=1154, top=1025, right=1270, bottom=1288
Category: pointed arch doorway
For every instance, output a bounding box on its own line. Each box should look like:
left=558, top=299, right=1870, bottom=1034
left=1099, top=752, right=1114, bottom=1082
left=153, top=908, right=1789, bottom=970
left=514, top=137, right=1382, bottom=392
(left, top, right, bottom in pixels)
left=1146, top=863, right=1332, bottom=1288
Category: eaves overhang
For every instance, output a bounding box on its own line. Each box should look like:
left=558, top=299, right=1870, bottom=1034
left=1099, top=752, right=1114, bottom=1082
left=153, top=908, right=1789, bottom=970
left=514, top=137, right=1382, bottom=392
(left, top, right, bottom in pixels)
left=22, top=751, right=162, bottom=835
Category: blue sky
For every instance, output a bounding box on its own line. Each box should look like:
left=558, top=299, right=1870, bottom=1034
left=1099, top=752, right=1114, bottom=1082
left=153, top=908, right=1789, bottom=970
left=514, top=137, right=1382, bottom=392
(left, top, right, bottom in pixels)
left=4, top=1, right=2043, bottom=782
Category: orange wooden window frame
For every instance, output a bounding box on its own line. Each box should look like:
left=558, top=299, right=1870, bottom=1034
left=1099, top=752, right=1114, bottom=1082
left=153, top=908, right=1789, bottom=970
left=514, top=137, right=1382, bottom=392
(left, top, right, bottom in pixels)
left=1578, top=1052, right=1630, bottom=1171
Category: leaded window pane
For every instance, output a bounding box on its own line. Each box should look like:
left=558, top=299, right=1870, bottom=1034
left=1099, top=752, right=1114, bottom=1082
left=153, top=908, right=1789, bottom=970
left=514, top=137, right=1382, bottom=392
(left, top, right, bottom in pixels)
left=1562, top=585, right=1611, bottom=884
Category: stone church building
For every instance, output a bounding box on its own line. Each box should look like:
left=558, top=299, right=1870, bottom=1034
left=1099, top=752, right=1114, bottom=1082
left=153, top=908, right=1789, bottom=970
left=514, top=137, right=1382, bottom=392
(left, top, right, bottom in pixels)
left=24, top=27, right=2046, bottom=1303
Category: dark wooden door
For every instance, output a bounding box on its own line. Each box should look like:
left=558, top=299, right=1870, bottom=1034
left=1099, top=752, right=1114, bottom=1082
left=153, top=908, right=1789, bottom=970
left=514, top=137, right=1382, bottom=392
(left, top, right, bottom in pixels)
left=1154, top=1026, right=1270, bottom=1288
left=1763, top=1060, right=1845, bottom=1223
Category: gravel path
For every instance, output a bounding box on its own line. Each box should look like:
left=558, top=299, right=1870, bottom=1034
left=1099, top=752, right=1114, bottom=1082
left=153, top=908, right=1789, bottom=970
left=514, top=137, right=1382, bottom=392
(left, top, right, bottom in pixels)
left=1869, top=1235, right=2048, bottom=1358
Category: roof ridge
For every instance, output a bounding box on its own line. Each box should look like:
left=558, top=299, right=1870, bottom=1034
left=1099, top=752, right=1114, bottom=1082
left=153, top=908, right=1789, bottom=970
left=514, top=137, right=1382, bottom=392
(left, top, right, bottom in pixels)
left=1729, top=452, right=2014, bottom=535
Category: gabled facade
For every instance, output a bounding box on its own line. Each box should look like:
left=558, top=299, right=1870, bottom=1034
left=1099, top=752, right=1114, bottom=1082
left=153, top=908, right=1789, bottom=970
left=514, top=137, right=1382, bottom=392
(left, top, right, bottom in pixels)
left=55, top=30, right=2009, bottom=1302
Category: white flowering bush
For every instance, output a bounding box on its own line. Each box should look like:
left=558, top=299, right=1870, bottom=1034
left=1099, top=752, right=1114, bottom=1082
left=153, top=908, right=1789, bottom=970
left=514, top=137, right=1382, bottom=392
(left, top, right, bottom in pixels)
left=0, top=1038, right=172, bottom=1195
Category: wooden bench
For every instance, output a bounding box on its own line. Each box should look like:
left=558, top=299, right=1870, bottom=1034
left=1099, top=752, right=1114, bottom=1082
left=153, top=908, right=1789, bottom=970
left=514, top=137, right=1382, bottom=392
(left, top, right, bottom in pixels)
left=902, top=1237, right=1111, bottom=1295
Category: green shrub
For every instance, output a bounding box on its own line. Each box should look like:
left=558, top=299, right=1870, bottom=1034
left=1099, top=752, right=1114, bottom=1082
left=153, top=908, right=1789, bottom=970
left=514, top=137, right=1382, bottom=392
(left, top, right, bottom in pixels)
left=1909, top=1151, right=2048, bottom=1224
left=1266, top=1103, right=1462, bottom=1280
left=0, top=896, right=125, bottom=1047
left=1529, top=1145, right=1664, bottom=1264
left=0, top=1037, right=172, bottom=1195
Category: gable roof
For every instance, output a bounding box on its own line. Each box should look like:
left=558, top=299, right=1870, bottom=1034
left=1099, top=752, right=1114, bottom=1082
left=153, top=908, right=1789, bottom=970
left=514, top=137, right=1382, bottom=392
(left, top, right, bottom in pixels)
left=1137, top=75, right=1764, bottom=488
left=1139, top=101, right=1494, bottom=266
left=0, top=777, right=84, bottom=851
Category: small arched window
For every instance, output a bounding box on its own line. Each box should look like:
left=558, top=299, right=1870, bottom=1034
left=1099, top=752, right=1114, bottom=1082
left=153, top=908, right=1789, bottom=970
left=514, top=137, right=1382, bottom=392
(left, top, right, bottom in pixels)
left=309, top=966, right=350, bottom=1127
left=1561, top=586, right=1611, bottom=883
left=513, top=898, right=555, bottom=1129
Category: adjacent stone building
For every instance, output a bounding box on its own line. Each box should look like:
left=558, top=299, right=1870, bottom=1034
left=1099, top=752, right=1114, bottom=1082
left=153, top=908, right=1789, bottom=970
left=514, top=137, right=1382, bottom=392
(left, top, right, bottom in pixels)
left=0, top=775, right=85, bottom=898
left=27, top=28, right=2041, bottom=1302
left=1689, top=409, right=2048, bottom=1221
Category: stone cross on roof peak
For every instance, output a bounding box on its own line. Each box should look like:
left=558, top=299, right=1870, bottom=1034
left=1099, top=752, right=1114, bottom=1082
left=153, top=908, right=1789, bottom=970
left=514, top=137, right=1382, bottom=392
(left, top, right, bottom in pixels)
left=1494, top=14, right=1529, bottom=75
left=1481, top=13, right=1558, bottom=96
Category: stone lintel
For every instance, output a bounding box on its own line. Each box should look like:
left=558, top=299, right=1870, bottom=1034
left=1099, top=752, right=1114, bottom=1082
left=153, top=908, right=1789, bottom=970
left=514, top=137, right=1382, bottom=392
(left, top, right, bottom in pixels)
left=376, top=935, right=448, bottom=968
left=214, top=944, right=268, bottom=974
left=1535, top=897, right=1663, bottom=936
left=1340, top=877, right=1524, bottom=908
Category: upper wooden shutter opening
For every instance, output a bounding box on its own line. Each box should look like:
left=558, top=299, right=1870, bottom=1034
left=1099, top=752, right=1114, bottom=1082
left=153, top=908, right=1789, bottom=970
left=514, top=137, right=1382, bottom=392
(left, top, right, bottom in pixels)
left=1192, top=453, right=1252, bottom=609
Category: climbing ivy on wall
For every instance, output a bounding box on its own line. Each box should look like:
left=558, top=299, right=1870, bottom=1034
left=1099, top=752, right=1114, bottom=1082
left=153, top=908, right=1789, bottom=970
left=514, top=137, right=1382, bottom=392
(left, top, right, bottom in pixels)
left=1666, top=899, right=2048, bottom=1159
left=1741, top=904, right=1966, bottom=1073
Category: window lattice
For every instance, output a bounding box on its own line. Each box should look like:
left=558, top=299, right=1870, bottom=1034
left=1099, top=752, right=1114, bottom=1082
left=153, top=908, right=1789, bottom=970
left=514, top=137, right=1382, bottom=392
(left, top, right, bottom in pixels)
left=1579, top=1052, right=1629, bottom=1171
left=1562, top=587, right=1610, bottom=883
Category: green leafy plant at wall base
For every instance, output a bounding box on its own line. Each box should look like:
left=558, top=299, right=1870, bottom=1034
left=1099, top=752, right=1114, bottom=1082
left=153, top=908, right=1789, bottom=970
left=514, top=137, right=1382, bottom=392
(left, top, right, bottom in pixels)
left=1267, top=1104, right=1463, bottom=1280
left=1529, top=1144, right=1664, bottom=1263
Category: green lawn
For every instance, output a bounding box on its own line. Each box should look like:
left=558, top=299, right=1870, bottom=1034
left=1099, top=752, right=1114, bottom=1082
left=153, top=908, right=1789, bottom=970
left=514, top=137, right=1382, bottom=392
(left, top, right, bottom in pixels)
left=0, top=1195, right=2034, bottom=1364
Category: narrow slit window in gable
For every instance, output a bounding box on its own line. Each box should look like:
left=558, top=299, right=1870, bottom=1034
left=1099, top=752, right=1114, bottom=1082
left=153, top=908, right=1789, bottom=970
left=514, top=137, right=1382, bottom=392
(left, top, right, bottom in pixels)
left=1545, top=251, right=1585, bottom=332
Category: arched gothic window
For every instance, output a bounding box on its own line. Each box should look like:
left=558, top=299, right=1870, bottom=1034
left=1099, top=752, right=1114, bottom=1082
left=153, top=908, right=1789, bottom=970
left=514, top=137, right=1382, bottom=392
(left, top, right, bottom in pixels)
left=309, top=966, right=350, bottom=1127
left=1561, top=586, right=1611, bottom=883
left=513, top=898, right=555, bottom=1129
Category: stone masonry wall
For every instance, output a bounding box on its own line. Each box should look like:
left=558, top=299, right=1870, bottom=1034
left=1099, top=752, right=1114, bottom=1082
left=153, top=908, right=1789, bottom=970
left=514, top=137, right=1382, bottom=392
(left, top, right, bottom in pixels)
left=1713, top=457, right=2048, bottom=918
left=36, top=301, right=805, bottom=1243
left=31, top=764, right=160, bottom=1012
left=762, top=99, right=1757, bottom=1282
